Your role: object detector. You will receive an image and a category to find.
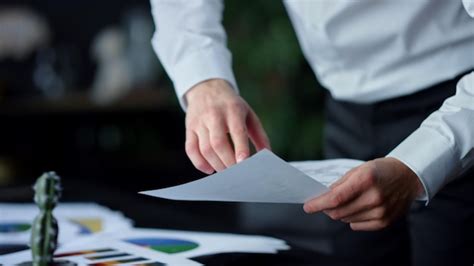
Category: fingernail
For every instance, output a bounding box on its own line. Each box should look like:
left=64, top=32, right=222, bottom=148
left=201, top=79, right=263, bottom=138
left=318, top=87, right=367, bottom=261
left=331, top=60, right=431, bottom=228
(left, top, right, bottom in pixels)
left=237, top=153, right=247, bottom=163
left=205, top=169, right=214, bottom=175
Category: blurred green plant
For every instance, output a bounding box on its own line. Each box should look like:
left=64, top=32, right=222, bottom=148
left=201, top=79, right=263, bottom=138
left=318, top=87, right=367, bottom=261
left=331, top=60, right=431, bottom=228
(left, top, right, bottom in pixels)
left=223, top=0, right=325, bottom=160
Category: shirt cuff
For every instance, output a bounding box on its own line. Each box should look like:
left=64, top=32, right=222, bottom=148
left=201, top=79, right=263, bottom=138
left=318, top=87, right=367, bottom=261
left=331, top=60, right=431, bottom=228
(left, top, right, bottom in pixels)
left=171, top=47, right=239, bottom=111
left=386, top=126, right=458, bottom=204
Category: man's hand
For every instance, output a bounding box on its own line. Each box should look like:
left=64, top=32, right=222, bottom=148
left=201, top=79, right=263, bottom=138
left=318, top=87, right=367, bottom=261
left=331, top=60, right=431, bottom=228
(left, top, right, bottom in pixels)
left=303, top=157, right=424, bottom=231
left=185, top=79, right=270, bottom=174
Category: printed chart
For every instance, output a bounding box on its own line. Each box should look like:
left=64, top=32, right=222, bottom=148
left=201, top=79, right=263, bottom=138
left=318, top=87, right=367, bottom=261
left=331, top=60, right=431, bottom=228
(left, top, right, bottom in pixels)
left=54, top=248, right=165, bottom=265
left=125, top=238, right=199, bottom=254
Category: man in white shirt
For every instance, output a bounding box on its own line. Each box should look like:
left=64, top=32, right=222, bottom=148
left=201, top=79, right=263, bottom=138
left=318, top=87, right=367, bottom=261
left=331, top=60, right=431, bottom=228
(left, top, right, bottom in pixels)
left=151, top=0, right=474, bottom=265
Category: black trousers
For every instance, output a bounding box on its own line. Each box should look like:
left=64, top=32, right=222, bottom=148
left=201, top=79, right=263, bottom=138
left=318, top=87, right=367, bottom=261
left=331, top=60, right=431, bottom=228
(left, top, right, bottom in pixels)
left=323, top=71, right=474, bottom=266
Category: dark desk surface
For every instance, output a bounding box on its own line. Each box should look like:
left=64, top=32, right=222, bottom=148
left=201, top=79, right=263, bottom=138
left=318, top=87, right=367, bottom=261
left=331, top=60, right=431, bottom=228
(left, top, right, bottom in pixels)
left=0, top=179, right=348, bottom=266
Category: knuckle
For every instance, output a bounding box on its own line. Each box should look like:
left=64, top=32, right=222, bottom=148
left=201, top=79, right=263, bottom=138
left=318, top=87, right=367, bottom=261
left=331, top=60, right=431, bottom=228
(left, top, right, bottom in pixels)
left=228, top=100, right=245, bottom=113
left=370, top=190, right=384, bottom=206
left=185, top=142, right=196, bottom=154
left=211, top=137, right=227, bottom=150
left=364, top=171, right=376, bottom=186
left=186, top=119, right=199, bottom=129
left=361, top=164, right=377, bottom=185
left=331, top=194, right=343, bottom=207
left=204, top=109, right=220, bottom=121
left=376, top=207, right=386, bottom=219
left=200, top=144, right=214, bottom=156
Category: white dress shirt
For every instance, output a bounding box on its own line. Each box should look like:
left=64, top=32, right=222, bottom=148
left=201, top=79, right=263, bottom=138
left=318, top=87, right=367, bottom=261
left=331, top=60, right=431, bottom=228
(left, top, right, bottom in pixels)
left=151, top=0, right=474, bottom=202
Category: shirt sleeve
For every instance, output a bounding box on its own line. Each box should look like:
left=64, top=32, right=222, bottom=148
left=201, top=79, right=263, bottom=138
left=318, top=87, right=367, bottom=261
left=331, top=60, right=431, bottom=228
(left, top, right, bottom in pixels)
left=387, top=72, right=474, bottom=203
left=150, top=0, right=238, bottom=110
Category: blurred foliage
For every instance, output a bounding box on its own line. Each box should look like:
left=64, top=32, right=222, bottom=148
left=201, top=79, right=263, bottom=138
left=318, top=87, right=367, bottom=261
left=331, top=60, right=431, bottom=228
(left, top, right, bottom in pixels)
left=223, top=0, right=325, bottom=160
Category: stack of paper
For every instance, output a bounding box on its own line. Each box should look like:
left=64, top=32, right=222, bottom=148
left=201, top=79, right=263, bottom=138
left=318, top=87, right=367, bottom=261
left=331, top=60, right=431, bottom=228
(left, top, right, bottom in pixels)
left=0, top=227, right=289, bottom=265
left=0, top=203, right=133, bottom=245
left=141, top=149, right=363, bottom=203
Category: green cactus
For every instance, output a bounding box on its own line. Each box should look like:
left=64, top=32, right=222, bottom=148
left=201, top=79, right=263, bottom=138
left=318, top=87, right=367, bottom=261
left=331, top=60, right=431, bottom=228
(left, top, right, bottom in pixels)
left=30, top=172, right=62, bottom=266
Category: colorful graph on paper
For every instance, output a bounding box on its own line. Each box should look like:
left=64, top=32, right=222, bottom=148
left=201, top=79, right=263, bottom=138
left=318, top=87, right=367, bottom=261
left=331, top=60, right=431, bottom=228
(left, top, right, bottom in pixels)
left=69, top=218, right=103, bottom=234
left=89, top=259, right=165, bottom=266
left=125, top=238, right=199, bottom=254
left=55, top=248, right=115, bottom=258
left=55, top=248, right=165, bottom=265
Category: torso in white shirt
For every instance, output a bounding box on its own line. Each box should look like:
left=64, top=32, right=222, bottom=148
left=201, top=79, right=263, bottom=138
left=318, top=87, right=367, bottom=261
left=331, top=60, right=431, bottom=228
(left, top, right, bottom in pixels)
left=284, top=0, right=474, bottom=103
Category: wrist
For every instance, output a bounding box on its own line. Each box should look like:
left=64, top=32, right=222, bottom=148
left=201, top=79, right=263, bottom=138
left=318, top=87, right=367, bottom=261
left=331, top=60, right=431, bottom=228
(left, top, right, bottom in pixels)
left=386, top=157, right=424, bottom=197
left=185, top=79, right=236, bottom=105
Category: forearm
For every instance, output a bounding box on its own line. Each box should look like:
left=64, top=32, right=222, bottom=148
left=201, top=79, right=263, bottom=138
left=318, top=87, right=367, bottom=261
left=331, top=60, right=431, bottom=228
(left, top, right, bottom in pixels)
left=150, top=0, right=238, bottom=110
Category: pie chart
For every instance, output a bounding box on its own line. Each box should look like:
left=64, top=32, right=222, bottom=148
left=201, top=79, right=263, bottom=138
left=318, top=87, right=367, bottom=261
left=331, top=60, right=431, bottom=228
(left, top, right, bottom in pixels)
left=124, top=237, right=199, bottom=254
left=0, top=223, right=31, bottom=233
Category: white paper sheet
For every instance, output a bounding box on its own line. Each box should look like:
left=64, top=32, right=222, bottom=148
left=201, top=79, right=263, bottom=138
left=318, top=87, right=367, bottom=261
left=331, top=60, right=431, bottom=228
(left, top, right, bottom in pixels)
left=141, top=149, right=364, bottom=204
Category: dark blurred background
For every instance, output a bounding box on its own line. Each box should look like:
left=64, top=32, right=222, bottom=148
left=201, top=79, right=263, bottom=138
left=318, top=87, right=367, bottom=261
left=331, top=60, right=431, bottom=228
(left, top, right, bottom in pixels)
left=0, top=0, right=325, bottom=191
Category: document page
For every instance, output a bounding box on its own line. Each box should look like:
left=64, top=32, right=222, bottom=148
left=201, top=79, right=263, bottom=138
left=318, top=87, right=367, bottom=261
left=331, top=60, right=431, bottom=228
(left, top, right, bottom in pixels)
left=141, top=149, right=364, bottom=204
